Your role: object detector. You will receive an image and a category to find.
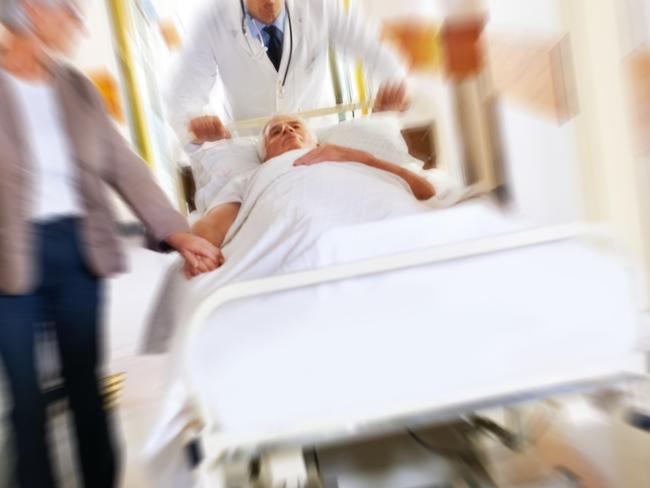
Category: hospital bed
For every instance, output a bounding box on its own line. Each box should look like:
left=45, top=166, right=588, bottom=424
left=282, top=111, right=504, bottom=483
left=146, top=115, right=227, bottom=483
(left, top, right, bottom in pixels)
left=155, top=106, right=646, bottom=487
left=171, top=224, right=641, bottom=487
left=178, top=104, right=438, bottom=214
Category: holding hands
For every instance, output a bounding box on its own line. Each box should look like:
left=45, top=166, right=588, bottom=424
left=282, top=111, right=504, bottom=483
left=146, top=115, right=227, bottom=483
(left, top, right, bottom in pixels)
left=165, top=232, right=225, bottom=279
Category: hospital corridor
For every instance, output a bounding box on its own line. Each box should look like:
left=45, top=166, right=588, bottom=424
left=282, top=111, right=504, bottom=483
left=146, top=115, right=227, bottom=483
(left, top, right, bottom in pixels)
left=2, top=0, right=650, bottom=487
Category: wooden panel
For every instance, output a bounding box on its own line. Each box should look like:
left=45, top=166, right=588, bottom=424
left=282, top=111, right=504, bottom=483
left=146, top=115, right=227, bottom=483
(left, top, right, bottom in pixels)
left=401, top=123, right=437, bottom=169
left=485, top=34, right=578, bottom=123
left=381, top=18, right=488, bottom=78
left=159, top=18, right=182, bottom=51
left=626, top=49, right=650, bottom=154
left=87, top=69, right=125, bottom=123
left=381, top=21, right=442, bottom=73
left=441, top=19, right=486, bottom=78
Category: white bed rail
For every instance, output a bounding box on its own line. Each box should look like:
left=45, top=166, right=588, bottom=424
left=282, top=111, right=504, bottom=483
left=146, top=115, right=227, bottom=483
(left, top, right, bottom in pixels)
left=186, top=100, right=372, bottom=145
left=225, top=101, right=369, bottom=133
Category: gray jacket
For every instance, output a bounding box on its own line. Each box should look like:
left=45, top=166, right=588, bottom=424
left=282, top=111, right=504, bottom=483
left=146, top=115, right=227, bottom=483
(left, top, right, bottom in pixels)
left=0, top=62, right=188, bottom=294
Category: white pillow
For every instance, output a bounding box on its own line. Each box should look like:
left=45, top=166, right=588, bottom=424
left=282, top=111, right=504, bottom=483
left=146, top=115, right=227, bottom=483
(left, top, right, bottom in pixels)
left=191, top=114, right=424, bottom=213
left=317, top=114, right=422, bottom=167
left=191, top=137, right=260, bottom=213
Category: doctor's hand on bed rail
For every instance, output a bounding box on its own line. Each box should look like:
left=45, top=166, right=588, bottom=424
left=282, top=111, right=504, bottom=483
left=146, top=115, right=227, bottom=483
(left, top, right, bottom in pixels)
left=294, top=144, right=435, bottom=201
left=189, top=115, right=232, bottom=144
left=164, top=232, right=223, bottom=279
left=373, top=81, right=409, bottom=113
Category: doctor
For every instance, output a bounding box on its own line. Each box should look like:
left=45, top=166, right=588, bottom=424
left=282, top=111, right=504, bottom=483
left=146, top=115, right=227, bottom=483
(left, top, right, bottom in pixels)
left=167, top=0, right=409, bottom=146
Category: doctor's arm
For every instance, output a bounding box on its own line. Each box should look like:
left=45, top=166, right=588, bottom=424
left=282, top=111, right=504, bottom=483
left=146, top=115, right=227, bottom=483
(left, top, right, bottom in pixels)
left=295, top=145, right=435, bottom=200
left=166, top=11, right=230, bottom=145
left=325, top=0, right=409, bottom=111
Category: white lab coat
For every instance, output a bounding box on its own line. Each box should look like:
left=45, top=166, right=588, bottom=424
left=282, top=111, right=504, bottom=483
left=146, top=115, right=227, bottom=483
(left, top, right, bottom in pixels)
left=166, top=0, right=406, bottom=142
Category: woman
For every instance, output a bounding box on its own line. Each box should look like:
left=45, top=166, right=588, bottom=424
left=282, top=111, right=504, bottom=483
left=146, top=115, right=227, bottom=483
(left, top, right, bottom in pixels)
left=0, top=1, right=220, bottom=486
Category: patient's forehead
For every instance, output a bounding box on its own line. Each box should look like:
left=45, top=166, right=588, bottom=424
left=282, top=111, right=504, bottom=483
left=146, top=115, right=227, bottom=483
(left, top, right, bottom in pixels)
left=264, top=116, right=307, bottom=135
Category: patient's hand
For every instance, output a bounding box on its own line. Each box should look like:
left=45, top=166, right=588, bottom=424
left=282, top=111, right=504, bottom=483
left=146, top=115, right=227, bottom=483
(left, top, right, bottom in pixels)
left=296, top=144, right=435, bottom=201
left=182, top=249, right=225, bottom=279
left=294, top=144, right=372, bottom=166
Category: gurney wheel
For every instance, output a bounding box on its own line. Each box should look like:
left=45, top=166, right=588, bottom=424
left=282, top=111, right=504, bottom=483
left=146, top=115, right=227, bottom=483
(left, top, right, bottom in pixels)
left=252, top=447, right=310, bottom=488
left=198, top=450, right=323, bottom=488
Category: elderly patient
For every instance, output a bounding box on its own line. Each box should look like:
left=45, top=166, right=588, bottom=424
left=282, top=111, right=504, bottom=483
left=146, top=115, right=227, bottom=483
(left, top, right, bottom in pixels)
left=189, top=115, right=435, bottom=276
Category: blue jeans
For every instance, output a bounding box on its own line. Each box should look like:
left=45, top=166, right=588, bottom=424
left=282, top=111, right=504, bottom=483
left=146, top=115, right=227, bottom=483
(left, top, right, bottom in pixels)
left=0, top=218, right=116, bottom=487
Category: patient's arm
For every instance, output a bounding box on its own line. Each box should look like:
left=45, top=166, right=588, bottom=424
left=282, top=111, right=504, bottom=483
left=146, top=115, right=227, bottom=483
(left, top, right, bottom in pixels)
left=180, top=202, right=240, bottom=278
left=294, top=145, right=435, bottom=200
left=192, top=202, right=241, bottom=248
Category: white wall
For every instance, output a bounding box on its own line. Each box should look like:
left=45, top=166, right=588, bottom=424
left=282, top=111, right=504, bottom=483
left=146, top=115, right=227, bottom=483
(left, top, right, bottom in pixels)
left=496, top=106, right=582, bottom=225
left=484, top=0, right=564, bottom=37
left=360, top=0, right=484, bottom=22
left=484, top=0, right=584, bottom=225
left=71, top=0, right=120, bottom=77
left=618, top=0, right=650, bottom=54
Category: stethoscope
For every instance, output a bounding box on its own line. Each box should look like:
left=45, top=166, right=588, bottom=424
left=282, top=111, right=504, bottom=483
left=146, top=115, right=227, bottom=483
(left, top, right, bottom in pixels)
left=239, top=0, right=293, bottom=88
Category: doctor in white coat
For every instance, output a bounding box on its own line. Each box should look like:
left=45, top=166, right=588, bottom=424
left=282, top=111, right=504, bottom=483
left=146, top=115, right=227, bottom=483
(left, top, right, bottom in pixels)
left=167, top=0, right=408, bottom=146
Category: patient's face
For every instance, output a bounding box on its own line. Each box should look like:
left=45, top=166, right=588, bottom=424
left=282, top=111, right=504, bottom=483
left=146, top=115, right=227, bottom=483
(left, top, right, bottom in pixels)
left=263, top=116, right=316, bottom=161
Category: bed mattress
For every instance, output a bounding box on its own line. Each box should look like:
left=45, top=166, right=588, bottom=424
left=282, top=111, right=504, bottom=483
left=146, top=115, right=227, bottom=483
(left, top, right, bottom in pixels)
left=185, top=234, right=639, bottom=441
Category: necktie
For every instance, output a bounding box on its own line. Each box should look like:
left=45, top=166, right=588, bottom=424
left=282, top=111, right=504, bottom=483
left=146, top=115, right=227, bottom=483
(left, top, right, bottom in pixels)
left=264, top=25, right=283, bottom=72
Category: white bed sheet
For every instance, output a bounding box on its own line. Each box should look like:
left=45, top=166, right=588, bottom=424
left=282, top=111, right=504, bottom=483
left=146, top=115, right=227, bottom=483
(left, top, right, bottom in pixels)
left=143, top=149, right=505, bottom=354
left=186, top=237, right=639, bottom=439
left=142, top=210, right=639, bottom=487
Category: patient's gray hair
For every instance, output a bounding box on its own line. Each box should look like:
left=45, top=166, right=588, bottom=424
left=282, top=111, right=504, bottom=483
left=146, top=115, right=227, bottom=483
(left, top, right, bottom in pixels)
left=257, top=134, right=266, bottom=161
left=0, top=0, right=82, bottom=30
left=257, top=115, right=317, bottom=161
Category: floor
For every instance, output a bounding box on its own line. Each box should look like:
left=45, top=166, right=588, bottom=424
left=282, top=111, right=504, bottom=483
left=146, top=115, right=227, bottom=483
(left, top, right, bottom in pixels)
left=4, top=381, right=649, bottom=487
left=114, top=375, right=650, bottom=487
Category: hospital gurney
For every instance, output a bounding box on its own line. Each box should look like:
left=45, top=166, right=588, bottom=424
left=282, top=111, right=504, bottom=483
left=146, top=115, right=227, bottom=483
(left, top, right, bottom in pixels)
left=164, top=222, right=644, bottom=487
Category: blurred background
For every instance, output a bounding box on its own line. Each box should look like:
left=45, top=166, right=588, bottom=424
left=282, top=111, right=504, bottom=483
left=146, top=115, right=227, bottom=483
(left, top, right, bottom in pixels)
left=6, top=0, right=650, bottom=486
left=85, top=0, right=650, bottom=314
left=75, top=0, right=650, bottom=293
